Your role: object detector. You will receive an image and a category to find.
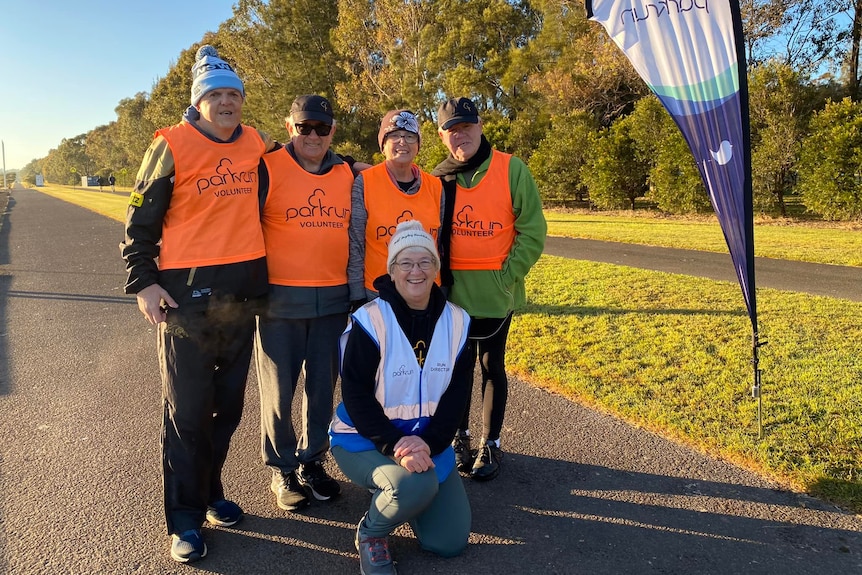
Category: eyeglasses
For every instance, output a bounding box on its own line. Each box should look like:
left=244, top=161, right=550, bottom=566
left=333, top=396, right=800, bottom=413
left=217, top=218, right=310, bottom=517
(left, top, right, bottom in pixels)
left=295, top=123, right=332, bottom=136
left=394, top=259, right=435, bottom=272
left=386, top=132, right=419, bottom=144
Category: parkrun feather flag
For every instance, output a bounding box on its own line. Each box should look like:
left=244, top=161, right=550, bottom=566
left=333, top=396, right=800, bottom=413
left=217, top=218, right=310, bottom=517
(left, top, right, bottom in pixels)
left=585, top=0, right=765, bottom=425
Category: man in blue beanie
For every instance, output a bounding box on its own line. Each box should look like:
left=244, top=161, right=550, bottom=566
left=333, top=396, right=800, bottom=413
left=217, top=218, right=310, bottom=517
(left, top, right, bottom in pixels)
left=120, top=44, right=274, bottom=563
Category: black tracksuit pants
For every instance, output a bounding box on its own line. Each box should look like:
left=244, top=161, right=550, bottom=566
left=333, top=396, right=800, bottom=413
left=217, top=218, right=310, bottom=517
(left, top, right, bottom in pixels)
left=158, top=301, right=256, bottom=535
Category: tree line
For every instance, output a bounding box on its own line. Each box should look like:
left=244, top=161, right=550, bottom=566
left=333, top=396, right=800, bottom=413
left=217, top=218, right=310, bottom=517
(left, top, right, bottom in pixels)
left=19, top=0, right=862, bottom=220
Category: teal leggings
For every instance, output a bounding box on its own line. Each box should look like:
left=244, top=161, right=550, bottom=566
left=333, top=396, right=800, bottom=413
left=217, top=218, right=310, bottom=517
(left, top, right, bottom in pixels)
left=332, top=446, right=471, bottom=557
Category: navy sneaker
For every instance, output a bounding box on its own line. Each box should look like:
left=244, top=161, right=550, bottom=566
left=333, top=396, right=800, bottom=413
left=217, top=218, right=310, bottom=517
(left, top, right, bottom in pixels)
left=170, top=529, right=207, bottom=563
left=298, top=461, right=342, bottom=501
left=205, top=499, right=243, bottom=527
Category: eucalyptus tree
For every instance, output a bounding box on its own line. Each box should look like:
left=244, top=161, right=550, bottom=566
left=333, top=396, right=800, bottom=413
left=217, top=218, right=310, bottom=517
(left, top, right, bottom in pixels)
left=517, top=0, right=646, bottom=127
left=218, top=0, right=345, bottom=139
left=846, top=0, right=862, bottom=99
left=740, top=0, right=850, bottom=77
left=42, top=135, right=93, bottom=185
left=330, top=0, right=444, bottom=157
left=144, top=44, right=200, bottom=132
left=85, top=123, right=130, bottom=178
left=424, top=0, right=540, bottom=115
left=333, top=0, right=439, bottom=113
left=114, top=93, right=157, bottom=171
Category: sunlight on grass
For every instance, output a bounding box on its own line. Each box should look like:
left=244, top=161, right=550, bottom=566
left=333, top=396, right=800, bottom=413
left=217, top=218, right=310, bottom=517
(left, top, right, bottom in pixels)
left=545, top=210, right=862, bottom=266
left=36, top=184, right=128, bottom=222
left=511, top=256, right=862, bottom=511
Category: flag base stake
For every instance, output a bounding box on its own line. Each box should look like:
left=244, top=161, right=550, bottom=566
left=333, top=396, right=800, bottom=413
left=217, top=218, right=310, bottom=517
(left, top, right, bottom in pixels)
left=752, top=333, right=766, bottom=439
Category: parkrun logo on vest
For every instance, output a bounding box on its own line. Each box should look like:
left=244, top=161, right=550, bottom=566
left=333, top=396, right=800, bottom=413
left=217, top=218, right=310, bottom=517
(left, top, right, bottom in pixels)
left=392, top=364, right=415, bottom=378
left=196, top=158, right=257, bottom=196
left=453, top=205, right=503, bottom=237
left=376, top=210, right=414, bottom=240
left=620, top=0, right=709, bottom=26
left=376, top=211, right=440, bottom=241
left=285, top=188, right=350, bottom=228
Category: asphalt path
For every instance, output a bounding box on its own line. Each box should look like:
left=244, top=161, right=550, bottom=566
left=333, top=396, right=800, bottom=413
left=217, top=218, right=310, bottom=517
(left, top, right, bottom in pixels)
left=1, top=188, right=861, bottom=575
left=544, top=237, right=862, bottom=302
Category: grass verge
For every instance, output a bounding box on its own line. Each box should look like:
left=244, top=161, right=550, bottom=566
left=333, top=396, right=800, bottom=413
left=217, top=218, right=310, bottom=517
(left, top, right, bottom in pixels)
left=545, top=210, right=862, bottom=267
left=33, top=185, right=862, bottom=513
left=511, top=256, right=862, bottom=513
left=35, top=184, right=129, bottom=222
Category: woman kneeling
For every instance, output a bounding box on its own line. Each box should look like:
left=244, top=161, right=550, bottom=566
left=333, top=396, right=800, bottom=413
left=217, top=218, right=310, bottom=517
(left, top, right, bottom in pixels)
left=330, top=220, right=473, bottom=574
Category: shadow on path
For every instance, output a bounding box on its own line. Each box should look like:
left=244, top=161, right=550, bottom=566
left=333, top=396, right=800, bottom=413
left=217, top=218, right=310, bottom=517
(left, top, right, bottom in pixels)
left=175, top=455, right=862, bottom=575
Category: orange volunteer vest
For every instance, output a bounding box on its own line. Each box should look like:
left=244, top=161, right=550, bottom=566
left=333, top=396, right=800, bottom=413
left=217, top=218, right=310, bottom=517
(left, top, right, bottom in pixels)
left=157, top=121, right=266, bottom=270
left=450, top=150, right=516, bottom=270
left=361, top=163, right=442, bottom=289
left=261, top=149, right=353, bottom=286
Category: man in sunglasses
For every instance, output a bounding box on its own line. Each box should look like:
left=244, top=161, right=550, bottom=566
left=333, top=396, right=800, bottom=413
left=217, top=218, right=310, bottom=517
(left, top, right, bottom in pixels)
left=254, top=94, right=366, bottom=513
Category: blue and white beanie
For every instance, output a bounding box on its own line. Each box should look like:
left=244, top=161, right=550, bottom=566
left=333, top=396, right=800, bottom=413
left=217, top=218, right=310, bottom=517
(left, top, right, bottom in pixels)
left=190, top=45, right=245, bottom=106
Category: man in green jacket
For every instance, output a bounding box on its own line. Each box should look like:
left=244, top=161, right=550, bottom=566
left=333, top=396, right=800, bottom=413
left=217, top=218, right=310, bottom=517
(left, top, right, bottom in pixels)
left=432, top=97, right=547, bottom=481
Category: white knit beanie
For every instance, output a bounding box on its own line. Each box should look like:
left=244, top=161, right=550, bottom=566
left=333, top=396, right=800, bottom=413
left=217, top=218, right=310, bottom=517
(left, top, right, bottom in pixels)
left=387, top=221, right=439, bottom=270
left=190, top=45, right=245, bottom=106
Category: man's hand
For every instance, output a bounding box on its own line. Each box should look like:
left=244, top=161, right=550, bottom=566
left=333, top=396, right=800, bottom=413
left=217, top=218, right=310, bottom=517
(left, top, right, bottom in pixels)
left=136, top=283, right=178, bottom=325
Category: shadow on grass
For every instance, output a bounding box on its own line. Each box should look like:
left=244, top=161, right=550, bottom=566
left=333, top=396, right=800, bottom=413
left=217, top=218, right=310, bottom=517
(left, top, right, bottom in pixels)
left=808, top=476, right=862, bottom=517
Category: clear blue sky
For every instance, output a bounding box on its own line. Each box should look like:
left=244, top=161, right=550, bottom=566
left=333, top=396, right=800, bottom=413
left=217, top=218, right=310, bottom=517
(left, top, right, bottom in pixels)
left=0, top=0, right=239, bottom=171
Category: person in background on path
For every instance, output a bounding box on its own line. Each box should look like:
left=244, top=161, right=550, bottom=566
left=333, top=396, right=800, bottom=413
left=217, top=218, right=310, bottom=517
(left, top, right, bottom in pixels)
left=119, top=45, right=274, bottom=564
left=255, top=94, right=365, bottom=512
left=432, top=96, right=547, bottom=482
left=331, top=220, right=473, bottom=575
left=347, top=110, right=444, bottom=307
left=109, top=174, right=116, bottom=192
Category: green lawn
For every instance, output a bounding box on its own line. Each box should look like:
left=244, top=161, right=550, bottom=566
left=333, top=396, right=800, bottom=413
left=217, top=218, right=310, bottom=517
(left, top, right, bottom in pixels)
left=35, top=184, right=130, bottom=221
left=546, top=210, right=862, bottom=267
left=510, top=257, right=862, bottom=512
left=33, top=184, right=862, bottom=512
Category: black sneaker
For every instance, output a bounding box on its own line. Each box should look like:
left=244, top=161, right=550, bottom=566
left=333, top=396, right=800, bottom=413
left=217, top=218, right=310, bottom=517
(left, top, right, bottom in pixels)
left=170, top=529, right=207, bottom=563
left=471, top=439, right=502, bottom=481
left=298, top=461, right=342, bottom=501
left=271, top=470, right=310, bottom=511
left=452, top=432, right=474, bottom=474
left=355, top=527, right=397, bottom=575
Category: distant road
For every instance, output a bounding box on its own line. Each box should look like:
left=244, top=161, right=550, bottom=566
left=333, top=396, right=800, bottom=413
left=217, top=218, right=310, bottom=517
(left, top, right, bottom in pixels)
left=544, top=236, right=862, bottom=302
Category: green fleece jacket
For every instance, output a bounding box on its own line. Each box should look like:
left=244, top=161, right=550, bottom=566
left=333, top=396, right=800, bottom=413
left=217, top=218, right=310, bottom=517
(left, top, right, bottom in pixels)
left=449, top=154, right=546, bottom=319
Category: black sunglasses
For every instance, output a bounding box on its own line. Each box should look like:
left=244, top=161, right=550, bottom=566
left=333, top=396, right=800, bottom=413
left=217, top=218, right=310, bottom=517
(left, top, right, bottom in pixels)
left=295, top=123, right=332, bottom=137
